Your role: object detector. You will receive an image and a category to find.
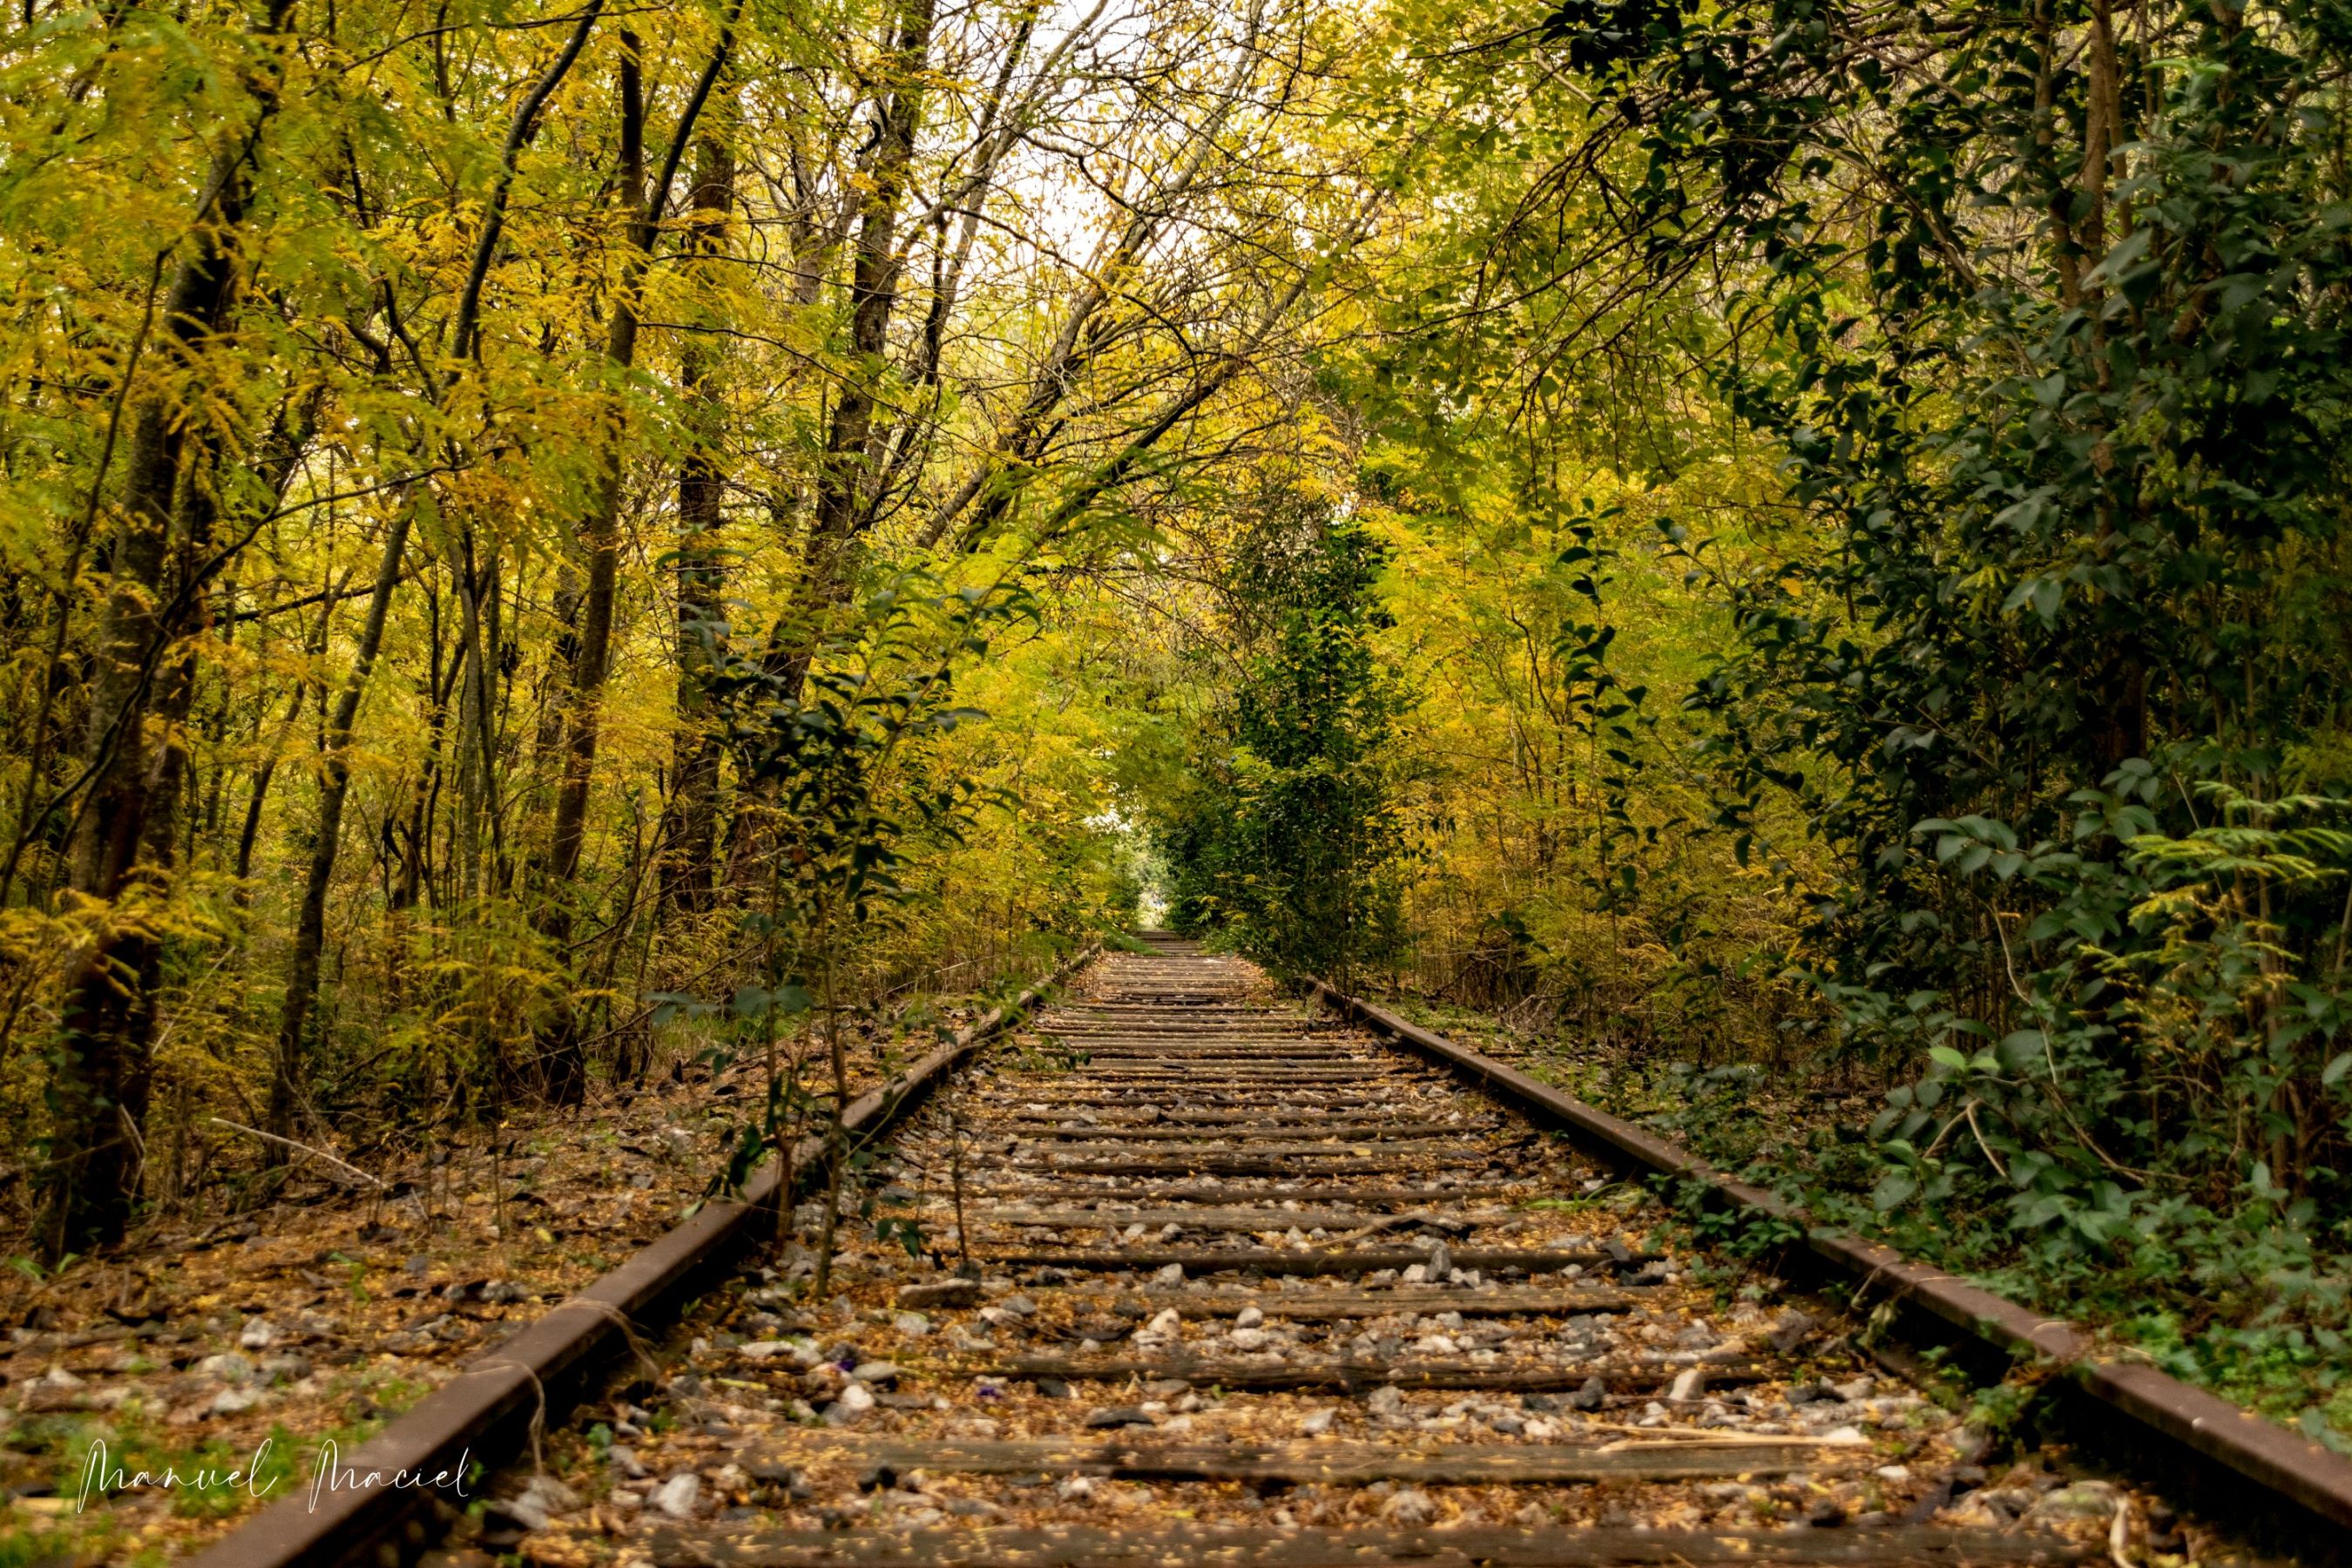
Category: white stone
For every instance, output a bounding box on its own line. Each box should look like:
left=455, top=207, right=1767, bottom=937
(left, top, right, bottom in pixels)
left=650, top=1473, right=701, bottom=1520
left=503, top=1476, right=579, bottom=1531
left=737, top=1340, right=797, bottom=1362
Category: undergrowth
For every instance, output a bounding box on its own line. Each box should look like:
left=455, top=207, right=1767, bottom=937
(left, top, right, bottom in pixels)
left=1387, top=996, right=2352, bottom=1456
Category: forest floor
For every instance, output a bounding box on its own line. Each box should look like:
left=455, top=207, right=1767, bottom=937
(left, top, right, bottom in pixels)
left=0, top=1003, right=1002, bottom=1566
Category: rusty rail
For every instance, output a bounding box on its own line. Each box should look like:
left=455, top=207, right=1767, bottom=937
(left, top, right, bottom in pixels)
left=1311, top=980, right=2352, bottom=1562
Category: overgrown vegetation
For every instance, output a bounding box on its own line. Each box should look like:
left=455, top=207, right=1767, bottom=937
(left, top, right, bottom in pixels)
left=4, top=0, right=2350, bottom=1468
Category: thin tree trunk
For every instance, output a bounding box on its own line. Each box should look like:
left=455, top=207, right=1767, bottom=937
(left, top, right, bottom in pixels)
left=234, top=587, right=341, bottom=894
left=451, top=536, right=507, bottom=898
left=434, top=0, right=605, bottom=911
left=537, top=32, right=651, bottom=1103
left=539, top=11, right=743, bottom=1100
left=659, top=127, right=736, bottom=919
left=765, top=0, right=938, bottom=703
left=38, top=39, right=283, bottom=1253
left=393, top=589, right=460, bottom=912
left=267, top=502, right=416, bottom=1142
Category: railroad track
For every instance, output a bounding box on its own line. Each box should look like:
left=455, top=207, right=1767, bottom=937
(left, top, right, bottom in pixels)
left=446, top=942, right=2196, bottom=1568
left=186, top=938, right=2352, bottom=1568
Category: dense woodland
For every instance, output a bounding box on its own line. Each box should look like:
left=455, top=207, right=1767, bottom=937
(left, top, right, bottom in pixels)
left=4, top=0, right=2352, bottom=1455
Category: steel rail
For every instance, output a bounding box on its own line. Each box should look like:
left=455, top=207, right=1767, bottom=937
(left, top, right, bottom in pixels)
left=183, top=944, right=1100, bottom=1568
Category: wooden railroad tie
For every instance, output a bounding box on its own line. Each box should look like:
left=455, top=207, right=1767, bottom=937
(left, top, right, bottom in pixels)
left=1013, top=1159, right=1517, bottom=1179
left=997, top=1123, right=1503, bottom=1142
left=977, top=1247, right=1649, bottom=1274
left=643, top=1523, right=2091, bottom=1568
left=1016, top=1139, right=1497, bottom=1160
left=956, top=1185, right=1527, bottom=1206
left=1061, top=1286, right=1652, bottom=1318
left=965, top=1354, right=1767, bottom=1393
left=735, top=1432, right=1877, bottom=1488
left=942, top=1205, right=1505, bottom=1231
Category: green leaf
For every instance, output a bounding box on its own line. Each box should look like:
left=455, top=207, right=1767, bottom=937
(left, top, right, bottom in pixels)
left=1997, top=1029, right=2046, bottom=1070
left=1872, top=1171, right=1918, bottom=1211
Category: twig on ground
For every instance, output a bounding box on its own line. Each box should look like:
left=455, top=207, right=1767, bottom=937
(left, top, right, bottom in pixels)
left=206, top=1118, right=388, bottom=1191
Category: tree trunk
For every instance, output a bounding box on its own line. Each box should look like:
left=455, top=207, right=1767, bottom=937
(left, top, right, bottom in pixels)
left=392, top=591, right=459, bottom=912
left=40, top=172, right=249, bottom=1260
left=268, top=503, right=416, bottom=1142
left=659, top=128, right=736, bottom=919
left=451, top=535, right=508, bottom=899
left=436, top=0, right=605, bottom=912
left=538, top=14, right=742, bottom=1099
left=537, top=32, right=651, bottom=1104
left=235, top=591, right=340, bottom=894
left=766, top=0, right=939, bottom=700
